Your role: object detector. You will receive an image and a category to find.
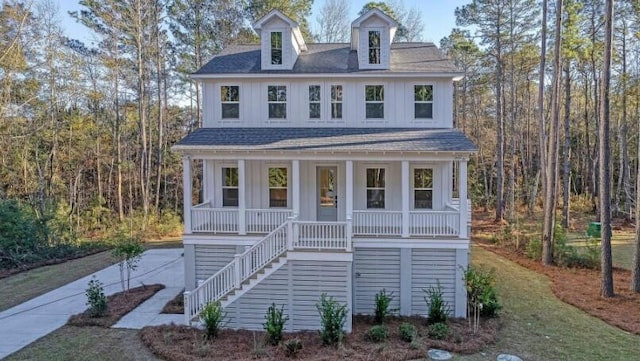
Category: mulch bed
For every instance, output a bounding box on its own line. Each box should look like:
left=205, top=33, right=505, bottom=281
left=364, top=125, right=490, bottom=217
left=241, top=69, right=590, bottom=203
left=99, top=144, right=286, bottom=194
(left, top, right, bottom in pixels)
left=140, top=315, right=499, bottom=361
left=68, top=284, right=165, bottom=327
left=161, top=289, right=184, bottom=314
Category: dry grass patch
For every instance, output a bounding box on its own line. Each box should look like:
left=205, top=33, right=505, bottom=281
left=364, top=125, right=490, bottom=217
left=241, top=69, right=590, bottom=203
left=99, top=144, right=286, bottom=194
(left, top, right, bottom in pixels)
left=68, top=284, right=164, bottom=327
left=140, top=316, right=498, bottom=361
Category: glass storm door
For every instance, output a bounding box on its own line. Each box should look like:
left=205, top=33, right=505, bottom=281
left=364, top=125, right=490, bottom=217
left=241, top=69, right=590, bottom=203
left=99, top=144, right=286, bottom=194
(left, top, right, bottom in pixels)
left=317, top=167, right=338, bottom=222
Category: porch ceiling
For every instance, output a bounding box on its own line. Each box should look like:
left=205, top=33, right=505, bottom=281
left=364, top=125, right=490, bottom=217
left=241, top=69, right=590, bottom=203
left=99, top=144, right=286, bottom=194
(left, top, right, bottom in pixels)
left=173, top=128, right=477, bottom=154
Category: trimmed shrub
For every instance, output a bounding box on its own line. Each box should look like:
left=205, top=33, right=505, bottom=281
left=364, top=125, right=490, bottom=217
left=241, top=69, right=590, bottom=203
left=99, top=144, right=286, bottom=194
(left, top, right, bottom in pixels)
left=85, top=276, right=107, bottom=317
left=427, top=322, right=449, bottom=340
left=365, top=324, right=389, bottom=343
left=263, top=303, right=289, bottom=345
left=464, top=266, right=502, bottom=318
left=316, top=293, right=347, bottom=346
left=200, top=301, right=227, bottom=340
left=283, top=338, right=303, bottom=358
left=424, top=283, right=450, bottom=324
left=374, top=288, right=396, bottom=324
left=398, top=322, right=418, bottom=342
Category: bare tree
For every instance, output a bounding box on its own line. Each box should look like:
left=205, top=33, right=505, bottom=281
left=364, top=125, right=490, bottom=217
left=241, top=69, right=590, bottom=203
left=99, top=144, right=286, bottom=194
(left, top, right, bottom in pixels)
left=599, top=0, right=614, bottom=298
left=317, top=0, right=350, bottom=43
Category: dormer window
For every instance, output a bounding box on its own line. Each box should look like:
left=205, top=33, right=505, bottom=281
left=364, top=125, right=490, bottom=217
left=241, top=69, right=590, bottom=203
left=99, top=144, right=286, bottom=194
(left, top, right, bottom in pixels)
left=271, top=32, right=283, bottom=65
left=368, top=31, right=381, bottom=64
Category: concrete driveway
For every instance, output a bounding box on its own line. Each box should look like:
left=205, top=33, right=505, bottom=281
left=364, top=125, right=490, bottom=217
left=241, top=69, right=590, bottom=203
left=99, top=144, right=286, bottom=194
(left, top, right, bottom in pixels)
left=0, top=248, right=185, bottom=359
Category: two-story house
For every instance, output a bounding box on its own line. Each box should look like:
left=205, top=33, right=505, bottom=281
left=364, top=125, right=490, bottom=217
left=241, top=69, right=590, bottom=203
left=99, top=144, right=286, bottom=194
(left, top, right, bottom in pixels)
left=173, top=8, right=476, bottom=332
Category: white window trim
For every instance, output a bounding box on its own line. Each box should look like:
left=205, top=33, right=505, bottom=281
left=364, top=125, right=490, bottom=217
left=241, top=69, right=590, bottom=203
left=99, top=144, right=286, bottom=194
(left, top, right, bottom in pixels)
left=329, top=83, right=345, bottom=122
left=408, top=82, right=436, bottom=123
left=410, top=165, right=437, bottom=210
left=221, top=166, right=239, bottom=208
left=220, top=84, right=240, bottom=121
left=270, top=31, right=283, bottom=66
left=365, top=166, right=387, bottom=209
left=413, top=84, right=434, bottom=120
left=364, top=83, right=386, bottom=121
left=367, top=29, right=382, bottom=65
left=307, top=84, right=322, bottom=121
left=265, top=83, right=289, bottom=122
left=266, top=164, right=290, bottom=209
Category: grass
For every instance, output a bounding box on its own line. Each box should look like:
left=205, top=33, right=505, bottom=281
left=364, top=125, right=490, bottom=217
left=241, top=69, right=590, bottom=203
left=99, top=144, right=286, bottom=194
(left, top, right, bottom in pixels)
left=457, top=246, right=640, bottom=361
left=4, top=326, right=159, bottom=361
left=0, top=251, right=117, bottom=312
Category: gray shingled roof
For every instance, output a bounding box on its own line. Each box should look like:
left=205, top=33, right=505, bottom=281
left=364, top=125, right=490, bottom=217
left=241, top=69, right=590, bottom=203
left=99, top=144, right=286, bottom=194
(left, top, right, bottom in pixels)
left=194, top=43, right=459, bottom=75
left=173, top=128, right=477, bottom=153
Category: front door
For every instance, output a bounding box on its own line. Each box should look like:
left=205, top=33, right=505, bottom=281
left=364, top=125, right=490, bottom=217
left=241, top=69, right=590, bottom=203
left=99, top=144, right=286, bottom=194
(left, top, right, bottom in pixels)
left=317, top=166, right=338, bottom=221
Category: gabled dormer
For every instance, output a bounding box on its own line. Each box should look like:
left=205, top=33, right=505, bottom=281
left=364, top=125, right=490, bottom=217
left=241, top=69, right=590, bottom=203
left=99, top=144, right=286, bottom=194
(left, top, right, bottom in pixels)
left=253, top=10, right=307, bottom=71
left=351, top=8, right=398, bottom=70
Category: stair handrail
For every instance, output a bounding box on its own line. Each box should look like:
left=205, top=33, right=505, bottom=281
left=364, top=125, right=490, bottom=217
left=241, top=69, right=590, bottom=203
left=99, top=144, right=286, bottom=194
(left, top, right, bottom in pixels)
left=184, top=216, right=294, bottom=323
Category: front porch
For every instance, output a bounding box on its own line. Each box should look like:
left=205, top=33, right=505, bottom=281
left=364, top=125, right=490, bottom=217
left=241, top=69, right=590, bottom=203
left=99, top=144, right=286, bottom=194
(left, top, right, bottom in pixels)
left=182, top=157, right=470, bottom=240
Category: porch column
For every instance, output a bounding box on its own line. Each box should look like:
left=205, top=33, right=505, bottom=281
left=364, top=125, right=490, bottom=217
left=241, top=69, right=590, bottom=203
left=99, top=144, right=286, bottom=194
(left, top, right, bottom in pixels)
left=401, top=160, right=410, bottom=238
left=345, top=160, right=353, bottom=219
left=203, top=160, right=215, bottom=204
left=292, top=160, right=300, bottom=218
left=238, top=159, right=246, bottom=235
left=458, top=159, right=468, bottom=239
left=182, top=156, right=192, bottom=234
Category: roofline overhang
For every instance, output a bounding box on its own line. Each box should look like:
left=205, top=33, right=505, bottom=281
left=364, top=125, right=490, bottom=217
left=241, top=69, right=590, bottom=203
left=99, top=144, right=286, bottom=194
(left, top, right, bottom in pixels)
left=170, top=146, right=475, bottom=161
left=191, top=72, right=465, bottom=80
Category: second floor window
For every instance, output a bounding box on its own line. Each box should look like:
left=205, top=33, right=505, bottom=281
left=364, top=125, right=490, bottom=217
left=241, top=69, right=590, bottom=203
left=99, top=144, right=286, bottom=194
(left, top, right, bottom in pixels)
left=368, top=30, right=381, bottom=64
left=268, top=85, right=287, bottom=119
left=365, top=85, right=384, bottom=119
left=366, top=168, right=385, bottom=209
left=414, top=168, right=433, bottom=209
left=331, top=85, right=342, bottom=119
left=269, top=167, right=288, bottom=208
left=222, top=167, right=238, bottom=207
left=271, top=32, right=282, bottom=65
left=414, top=85, right=433, bottom=119
left=309, top=85, right=321, bottom=119
left=220, top=85, right=239, bottom=119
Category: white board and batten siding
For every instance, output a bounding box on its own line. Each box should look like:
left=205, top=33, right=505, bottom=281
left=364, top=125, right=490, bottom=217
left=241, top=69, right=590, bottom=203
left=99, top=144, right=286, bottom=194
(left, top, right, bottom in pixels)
left=353, top=248, right=401, bottom=314
left=225, top=260, right=351, bottom=332
left=410, top=249, right=457, bottom=316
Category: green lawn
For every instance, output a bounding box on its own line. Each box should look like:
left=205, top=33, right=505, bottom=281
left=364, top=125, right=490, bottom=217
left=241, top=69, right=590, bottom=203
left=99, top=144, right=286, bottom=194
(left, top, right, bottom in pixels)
left=0, top=251, right=117, bottom=312
left=567, top=231, right=636, bottom=270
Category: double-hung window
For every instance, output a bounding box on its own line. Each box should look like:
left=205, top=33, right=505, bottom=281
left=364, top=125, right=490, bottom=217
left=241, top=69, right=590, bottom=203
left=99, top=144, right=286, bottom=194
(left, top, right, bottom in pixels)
left=268, top=167, right=288, bottom=208
left=366, top=168, right=385, bottom=209
left=271, top=32, right=282, bottom=65
left=309, top=85, right=321, bottom=119
left=414, top=168, right=433, bottom=209
left=414, top=85, right=433, bottom=119
left=220, top=85, right=239, bottom=119
left=222, top=167, right=239, bottom=207
left=365, top=85, right=384, bottom=119
left=268, top=85, right=287, bottom=119
left=368, top=30, right=381, bottom=64
left=331, top=85, right=343, bottom=119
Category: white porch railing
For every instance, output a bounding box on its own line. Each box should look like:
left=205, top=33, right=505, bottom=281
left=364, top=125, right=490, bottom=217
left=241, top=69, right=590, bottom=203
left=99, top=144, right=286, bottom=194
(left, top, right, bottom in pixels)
left=352, top=210, right=402, bottom=236
left=294, top=221, right=351, bottom=250
left=246, top=209, right=293, bottom=233
left=191, top=206, right=238, bottom=233
left=409, top=211, right=460, bottom=236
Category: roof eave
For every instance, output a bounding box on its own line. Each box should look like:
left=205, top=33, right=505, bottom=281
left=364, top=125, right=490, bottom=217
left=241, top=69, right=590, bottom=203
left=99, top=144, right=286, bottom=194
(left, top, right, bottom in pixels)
left=190, top=71, right=465, bottom=80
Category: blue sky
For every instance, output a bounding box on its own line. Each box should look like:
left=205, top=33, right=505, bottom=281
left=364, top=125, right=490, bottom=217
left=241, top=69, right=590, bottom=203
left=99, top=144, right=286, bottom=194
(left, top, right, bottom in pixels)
left=57, top=0, right=469, bottom=46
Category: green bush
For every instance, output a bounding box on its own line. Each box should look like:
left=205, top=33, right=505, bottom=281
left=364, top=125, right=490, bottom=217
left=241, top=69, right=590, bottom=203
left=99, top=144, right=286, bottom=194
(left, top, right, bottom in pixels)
left=374, top=289, right=396, bottom=324
left=554, top=235, right=600, bottom=269
left=424, top=283, right=450, bottom=324
left=398, top=322, right=417, bottom=342
left=427, top=322, right=449, bottom=340
left=263, top=303, right=289, bottom=345
left=464, top=266, right=502, bottom=318
left=110, top=231, right=145, bottom=292
left=283, top=338, right=303, bottom=358
left=86, top=276, right=107, bottom=317
left=200, top=301, right=227, bottom=340
left=316, top=293, right=347, bottom=346
left=365, top=324, right=389, bottom=343
left=525, top=238, right=542, bottom=260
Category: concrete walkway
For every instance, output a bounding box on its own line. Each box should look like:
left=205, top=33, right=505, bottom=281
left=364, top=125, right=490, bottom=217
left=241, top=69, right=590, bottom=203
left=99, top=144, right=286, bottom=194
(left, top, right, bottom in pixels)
left=0, top=248, right=185, bottom=359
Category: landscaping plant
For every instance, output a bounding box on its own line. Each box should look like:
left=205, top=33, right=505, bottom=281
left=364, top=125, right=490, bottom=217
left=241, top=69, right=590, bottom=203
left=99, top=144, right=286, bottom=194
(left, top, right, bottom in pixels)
left=283, top=338, right=303, bottom=358
left=373, top=288, right=396, bottom=324
left=316, top=293, right=348, bottom=346
left=263, top=302, right=289, bottom=345
left=424, top=282, right=450, bottom=324
left=365, top=324, right=389, bottom=343
left=85, top=276, right=107, bottom=317
left=110, top=231, right=144, bottom=292
left=398, top=322, right=418, bottom=342
left=427, top=322, right=449, bottom=340
left=464, top=266, right=502, bottom=333
left=200, top=301, right=227, bottom=340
